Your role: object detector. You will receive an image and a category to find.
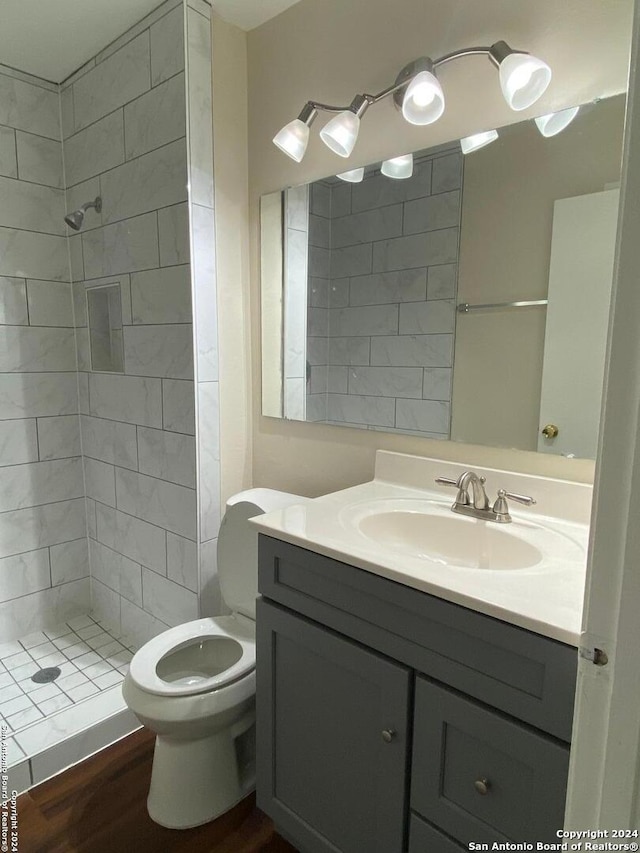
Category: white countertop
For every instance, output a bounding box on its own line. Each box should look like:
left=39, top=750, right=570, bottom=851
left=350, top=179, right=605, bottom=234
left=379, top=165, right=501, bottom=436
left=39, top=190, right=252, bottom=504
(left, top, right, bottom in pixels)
left=251, top=452, right=592, bottom=647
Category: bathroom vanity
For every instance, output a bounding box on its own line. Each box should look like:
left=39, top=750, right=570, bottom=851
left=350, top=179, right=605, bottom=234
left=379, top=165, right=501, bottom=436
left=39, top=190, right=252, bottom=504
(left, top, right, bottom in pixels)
left=253, top=452, right=591, bottom=853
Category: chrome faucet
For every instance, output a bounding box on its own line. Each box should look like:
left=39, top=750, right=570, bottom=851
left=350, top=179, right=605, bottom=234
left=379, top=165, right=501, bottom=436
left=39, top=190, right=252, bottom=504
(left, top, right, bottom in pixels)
left=435, top=471, right=536, bottom=523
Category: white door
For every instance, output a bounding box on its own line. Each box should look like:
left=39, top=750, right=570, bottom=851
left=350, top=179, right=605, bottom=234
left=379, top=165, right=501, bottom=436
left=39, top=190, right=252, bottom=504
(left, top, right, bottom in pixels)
left=537, top=189, right=619, bottom=458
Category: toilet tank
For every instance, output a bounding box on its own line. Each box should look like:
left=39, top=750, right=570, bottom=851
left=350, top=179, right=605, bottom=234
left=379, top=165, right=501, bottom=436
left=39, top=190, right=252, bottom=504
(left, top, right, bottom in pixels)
left=217, top=488, right=305, bottom=620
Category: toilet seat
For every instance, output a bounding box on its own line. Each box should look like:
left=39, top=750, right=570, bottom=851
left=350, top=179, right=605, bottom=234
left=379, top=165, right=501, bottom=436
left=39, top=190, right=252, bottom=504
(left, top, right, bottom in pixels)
left=129, top=615, right=255, bottom=697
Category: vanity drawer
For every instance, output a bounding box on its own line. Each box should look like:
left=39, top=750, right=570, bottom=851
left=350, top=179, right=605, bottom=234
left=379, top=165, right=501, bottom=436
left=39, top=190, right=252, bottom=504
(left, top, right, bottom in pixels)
left=408, top=813, right=466, bottom=853
left=258, top=535, right=577, bottom=740
left=411, top=677, right=570, bottom=845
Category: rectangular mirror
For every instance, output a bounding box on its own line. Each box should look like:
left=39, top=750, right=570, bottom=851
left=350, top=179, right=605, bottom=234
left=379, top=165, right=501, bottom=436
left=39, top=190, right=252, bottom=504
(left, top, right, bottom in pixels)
left=87, top=283, right=124, bottom=373
left=260, top=93, right=625, bottom=459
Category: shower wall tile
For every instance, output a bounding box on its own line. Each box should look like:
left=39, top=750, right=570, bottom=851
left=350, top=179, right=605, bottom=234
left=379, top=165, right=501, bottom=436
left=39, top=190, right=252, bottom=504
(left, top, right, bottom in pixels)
left=0, top=326, right=76, bottom=372
left=60, top=86, right=74, bottom=140
left=326, top=337, right=370, bottom=366
left=0, top=499, right=86, bottom=560
left=37, top=415, right=81, bottom=461
left=0, top=458, right=84, bottom=513
left=326, top=394, right=395, bottom=428
left=349, top=269, right=428, bottom=306
left=69, top=236, right=84, bottom=283
left=141, top=567, right=198, bottom=627
left=130, top=264, right=191, bottom=324
left=91, top=578, right=122, bottom=636
left=330, top=243, right=372, bottom=279
left=186, top=8, right=214, bottom=208
left=190, top=204, right=217, bottom=380
left=0, top=549, right=51, bottom=604
left=432, top=153, right=463, bottom=193
left=120, top=598, right=168, bottom=649
left=403, top=190, right=461, bottom=235
left=0, top=373, right=78, bottom=420
left=115, top=468, right=197, bottom=540
left=90, top=540, right=142, bottom=607
left=158, top=203, right=189, bottom=266
left=124, top=73, right=186, bottom=160
left=0, top=228, right=69, bottom=281
left=96, top=0, right=181, bottom=66
left=348, top=366, right=423, bottom=399
left=0, top=277, right=28, bottom=325
left=124, top=324, right=193, bottom=380
left=370, top=334, right=453, bottom=368
left=72, top=33, right=151, bottom=133
left=15, top=131, right=64, bottom=189
left=137, top=426, right=196, bottom=488
left=166, top=532, right=197, bottom=591
left=197, top=381, right=220, bottom=542
left=114, top=511, right=167, bottom=575
left=26, top=281, right=74, bottom=327
left=351, top=160, right=432, bottom=213
left=50, top=538, right=89, bottom=586
left=0, top=176, right=65, bottom=235
left=0, top=420, right=38, bottom=466
left=427, top=263, right=458, bottom=300
left=84, top=458, right=116, bottom=507
left=82, top=212, right=159, bottom=278
left=423, top=367, right=453, bottom=401
left=80, top=415, right=138, bottom=470
left=398, top=300, right=456, bottom=334
left=328, top=305, right=398, bottom=337
left=64, top=111, right=125, bottom=187
left=0, top=579, right=89, bottom=644
left=88, top=369, right=162, bottom=428
left=0, top=74, right=60, bottom=140
left=162, top=379, right=195, bottom=434
left=331, top=204, right=403, bottom=250
left=372, top=228, right=458, bottom=272
left=395, top=398, right=450, bottom=433
left=0, top=126, right=17, bottom=178
left=150, top=6, right=185, bottom=86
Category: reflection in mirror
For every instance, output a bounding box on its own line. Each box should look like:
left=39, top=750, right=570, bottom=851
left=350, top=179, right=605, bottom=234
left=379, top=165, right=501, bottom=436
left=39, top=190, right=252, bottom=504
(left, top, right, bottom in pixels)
left=261, top=94, right=625, bottom=459
left=87, top=284, right=124, bottom=373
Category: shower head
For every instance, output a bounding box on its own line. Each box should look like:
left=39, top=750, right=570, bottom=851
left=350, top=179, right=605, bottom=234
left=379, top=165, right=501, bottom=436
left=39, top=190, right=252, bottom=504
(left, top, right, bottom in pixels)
left=64, top=196, right=102, bottom=231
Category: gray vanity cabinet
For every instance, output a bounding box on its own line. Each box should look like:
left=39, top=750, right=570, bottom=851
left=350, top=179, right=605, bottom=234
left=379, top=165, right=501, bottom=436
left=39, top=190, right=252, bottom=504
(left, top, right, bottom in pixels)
left=257, top=599, right=411, bottom=853
left=257, top=535, right=577, bottom=853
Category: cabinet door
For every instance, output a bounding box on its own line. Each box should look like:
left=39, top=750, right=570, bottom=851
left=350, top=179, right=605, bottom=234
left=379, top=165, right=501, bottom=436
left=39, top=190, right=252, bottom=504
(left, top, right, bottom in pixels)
left=257, top=599, right=411, bottom=853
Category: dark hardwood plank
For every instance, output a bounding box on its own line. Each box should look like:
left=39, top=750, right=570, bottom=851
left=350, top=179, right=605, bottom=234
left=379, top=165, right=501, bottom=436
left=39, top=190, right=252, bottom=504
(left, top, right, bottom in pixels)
left=16, top=728, right=298, bottom=853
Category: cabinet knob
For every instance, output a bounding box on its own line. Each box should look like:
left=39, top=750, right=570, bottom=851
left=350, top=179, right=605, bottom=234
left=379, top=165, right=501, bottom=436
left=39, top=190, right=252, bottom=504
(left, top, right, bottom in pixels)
left=381, top=729, right=396, bottom=743
left=474, top=778, right=490, bottom=796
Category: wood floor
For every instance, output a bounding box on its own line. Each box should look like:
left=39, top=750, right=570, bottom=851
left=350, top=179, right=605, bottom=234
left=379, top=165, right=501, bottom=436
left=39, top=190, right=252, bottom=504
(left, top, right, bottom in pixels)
left=16, top=728, right=298, bottom=853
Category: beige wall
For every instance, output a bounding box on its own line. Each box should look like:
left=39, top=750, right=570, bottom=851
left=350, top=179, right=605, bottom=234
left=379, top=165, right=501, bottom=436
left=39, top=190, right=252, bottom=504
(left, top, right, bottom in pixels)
left=246, top=0, right=633, bottom=496
left=452, top=94, right=626, bottom=451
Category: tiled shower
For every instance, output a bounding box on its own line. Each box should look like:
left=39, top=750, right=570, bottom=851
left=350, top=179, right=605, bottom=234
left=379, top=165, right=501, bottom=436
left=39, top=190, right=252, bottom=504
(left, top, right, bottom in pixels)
left=0, top=0, right=219, bottom=791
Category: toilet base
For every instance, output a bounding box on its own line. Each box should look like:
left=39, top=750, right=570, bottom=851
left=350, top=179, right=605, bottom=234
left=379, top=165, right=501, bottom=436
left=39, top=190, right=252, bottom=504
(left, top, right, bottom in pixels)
left=146, top=716, right=255, bottom=829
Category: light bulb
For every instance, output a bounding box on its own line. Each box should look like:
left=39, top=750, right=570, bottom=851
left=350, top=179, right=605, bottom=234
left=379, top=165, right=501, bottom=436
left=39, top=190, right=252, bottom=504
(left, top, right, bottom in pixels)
left=336, top=168, right=365, bottom=183
left=273, top=119, right=310, bottom=162
left=320, top=110, right=361, bottom=158
left=534, top=106, right=580, bottom=137
left=381, top=153, right=413, bottom=179
left=498, top=52, right=552, bottom=111
left=402, top=70, right=445, bottom=125
left=460, top=129, right=499, bottom=154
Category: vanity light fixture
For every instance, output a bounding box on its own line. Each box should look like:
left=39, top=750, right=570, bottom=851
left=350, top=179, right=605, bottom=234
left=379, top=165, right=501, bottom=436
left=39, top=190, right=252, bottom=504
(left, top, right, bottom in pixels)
left=534, top=105, right=580, bottom=137
left=460, top=129, right=499, bottom=154
left=273, top=40, right=551, bottom=162
left=336, top=167, right=365, bottom=183
left=381, top=153, right=414, bottom=179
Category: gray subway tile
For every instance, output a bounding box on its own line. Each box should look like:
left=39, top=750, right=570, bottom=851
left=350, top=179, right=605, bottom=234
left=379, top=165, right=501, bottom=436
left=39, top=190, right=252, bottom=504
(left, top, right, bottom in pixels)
left=423, top=368, right=453, bottom=401
left=197, top=381, right=220, bottom=542
left=0, top=327, right=76, bottom=372
left=80, top=415, right=138, bottom=469
left=15, top=131, right=63, bottom=188
left=428, top=264, right=458, bottom=300
left=84, top=458, right=116, bottom=507
left=186, top=8, right=214, bottom=208
left=137, top=426, right=196, bottom=488
left=327, top=337, right=370, bottom=366
left=0, top=549, right=50, bottom=603
left=115, top=511, right=167, bottom=575
left=0, top=458, right=84, bottom=513
left=141, top=567, right=198, bottom=626
left=0, top=176, right=65, bottom=236
left=0, top=228, right=69, bottom=281
left=331, top=204, right=403, bottom=249
left=0, top=277, right=27, bottom=325
left=0, top=499, right=86, bottom=559
left=403, top=191, right=461, bottom=235
left=26, top=281, right=74, bottom=327
left=432, top=152, right=463, bottom=193
left=328, top=305, right=398, bottom=337
left=399, top=300, right=456, bottom=334
left=395, top=398, right=451, bottom=433
left=0, top=373, right=78, bottom=420
left=348, top=366, right=423, bottom=399
left=37, top=415, right=81, bottom=460
left=162, top=379, right=195, bottom=434
left=191, top=204, right=218, bottom=381
left=327, top=393, right=395, bottom=427
left=350, top=269, right=427, bottom=306
left=330, top=243, right=372, bottom=279
left=351, top=160, right=432, bottom=213
left=370, top=334, right=453, bottom=367
left=151, top=6, right=185, bottom=86
left=0, top=75, right=60, bottom=140
left=88, top=373, right=162, bottom=428
left=0, top=420, right=38, bottom=465
left=115, top=468, right=196, bottom=539
left=124, top=324, right=193, bottom=380
left=82, top=212, right=159, bottom=278
left=50, top=539, right=89, bottom=585
left=0, top=126, right=17, bottom=178
left=63, top=111, right=125, bottom=187
left=167, top=532, right=197, bottom=592
left=372, top=228, right=458, bottom=273
left=158, top=203, right=189, bottom=266
left=125, top=73, right=186, bottom=160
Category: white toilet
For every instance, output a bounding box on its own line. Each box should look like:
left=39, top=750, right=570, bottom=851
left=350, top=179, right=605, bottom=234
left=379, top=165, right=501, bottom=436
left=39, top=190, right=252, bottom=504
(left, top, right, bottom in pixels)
left=122, top=488, right=303, bottom=830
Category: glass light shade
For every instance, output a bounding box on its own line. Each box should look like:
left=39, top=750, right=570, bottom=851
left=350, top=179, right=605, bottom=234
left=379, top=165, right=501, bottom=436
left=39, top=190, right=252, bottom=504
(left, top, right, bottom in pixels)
left=273, top=118, right=310, bottom=162
left=534, top=105, right=580, bottom=137
left=499, top=52, right=552, bottom=111
left=320, top=110, right=361, bottom=158
left=336, top=167, right=365, bottom=183
left=460, top=129, right=499, bottom=154
left=381, top=153, right=414, bottom=179
left=402, top=70, right=445, bottom=125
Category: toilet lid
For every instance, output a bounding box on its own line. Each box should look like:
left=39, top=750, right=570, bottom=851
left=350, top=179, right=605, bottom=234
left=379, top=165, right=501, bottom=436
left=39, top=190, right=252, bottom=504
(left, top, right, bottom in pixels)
left=128, top=616, right=256, bottom=697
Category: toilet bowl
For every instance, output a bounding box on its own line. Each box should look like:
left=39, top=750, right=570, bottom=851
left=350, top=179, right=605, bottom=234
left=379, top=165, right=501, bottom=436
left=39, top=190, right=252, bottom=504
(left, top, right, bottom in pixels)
left=122, top=488, right=303, bottom=830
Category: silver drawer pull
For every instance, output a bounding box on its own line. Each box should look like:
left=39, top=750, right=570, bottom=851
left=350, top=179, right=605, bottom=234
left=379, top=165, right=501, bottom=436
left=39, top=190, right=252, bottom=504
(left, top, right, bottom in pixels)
left=381, top=729, right=396, bottom=743
left=474, top=777, right=490, bottom=795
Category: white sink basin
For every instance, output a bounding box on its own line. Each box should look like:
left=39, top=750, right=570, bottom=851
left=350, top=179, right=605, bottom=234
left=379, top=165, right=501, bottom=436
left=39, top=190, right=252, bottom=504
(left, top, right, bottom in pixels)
left=357, top=510, right=542, bottom=570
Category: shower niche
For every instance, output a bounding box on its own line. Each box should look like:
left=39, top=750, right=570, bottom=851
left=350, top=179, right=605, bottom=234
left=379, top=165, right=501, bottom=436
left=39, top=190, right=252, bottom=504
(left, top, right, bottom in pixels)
left=87, top=283, right=125, bottom=373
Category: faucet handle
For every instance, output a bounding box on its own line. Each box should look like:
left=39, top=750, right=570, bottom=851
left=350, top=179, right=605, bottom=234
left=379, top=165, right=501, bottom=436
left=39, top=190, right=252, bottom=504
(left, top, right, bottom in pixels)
left=492, top=488, right=536, bottom=523
left=435, top=477, right=458, bottom=487
left=499, top=489, right=536, bottom=506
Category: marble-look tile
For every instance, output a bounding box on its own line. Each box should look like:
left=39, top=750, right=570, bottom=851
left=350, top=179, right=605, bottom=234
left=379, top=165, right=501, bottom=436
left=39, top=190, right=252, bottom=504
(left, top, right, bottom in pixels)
left=372, top=228, right=458, bottom=273
left=84, top=457, right=116, bottom=507
left=0, top=458, right=84, bottom=513
left=75, top=327, right=90, bottom=373
left=125, top=73, right=185, bottom=161
left=141, top=567, right=198, bottom=627
left=73, top=33, right=151, bottom=133
left=115, top=468, right=196, bottom=539
left=50, top=538, right=89, bottom=585
left=395, top=398, right=450, bottom=433
left=94, top=503, right=116, bottom=549
left=399, top=300, right=456, bottom=334
left=86, top=498, right=97, bottom=540
left=351, top=160, right=432, bottom=213
left=326, top=336, right=370, bottom=366
left=0, top=176, right=65, bottom=236
left=186, top=8, right=214, bottom=207
left=120, top=597, right=168, bottom=647
left=331, top=204, right=403, bottom=250
left=330, top=243, right=372, bottom=279
left=0, top=373, right=78, bottom=420
left=0, top=326, right=75, bottom=373
left=330, top=182, right=351, bottom=217
left=0, top=498, right=86, bottom=560
left=349, top=269, right=427, bottom=306
left=309, top=365, right=348, bottom=395
left=137, top=426, right=196, bottom=488
left=286, top=184, right=308, bottom=231
left=305, top=336, right=328, bottom=367
left=0, top=125, right=17, bottom=178
left=124, top=324, right=193, bottom=380
left=0, top=577, right=89, bottom=644
left=15, top=131, right=63, bottom=188
left=348, top=366, right=423, bottom=399
left=327, top=393, right=395, bottom=428
left=90, top=578, right=121, bottom=633
left=88, top=373, right=162, bottom=427
left=309, top=278, right=328, bottom=308
left=0, top=548, right=50, bottom=603
left=64, top=111, right=125, bottom=188
left=82, top=212, right=159, bottom=279
left=403, top=190, right=461, bottom=235
left=80, top=415, right=137, bottom=470
left=0, top=74, right=60, bottom=140
left=199, top=537, right=224, bottom=616
left=306, top=307, right=327, bottom=339
left=284, top=378, right=305, bottom=420
left=77, top=373, right=89, bottom=415
left=284, top=229, right=307, bottom=378
left=37, top=415, right=81, bottom=460
left=427, top=264, right=458, bottom=300
left=329, top=278, right=349, bottom=308
left=158, top=203, right=190, bottom=266
left=370, top=333, right=453, bottom=367
left=101, top=139, right=187, bottom=225
left=69, top=235, right=84, bottom=283
left=191, top=204, right=217, bottom=381
left=0, top=276, right=27, bottom=324
left=0, top=228, right=69, bottom=281
left=162, top=379, right=195, bottom=434
left=0, top=419, right=38, bottom=465
left=151, top=6, right=185, bottom=86
left=130, top=264, right=191, bottom=324
left=90, top=540, right=142, bottom=607
left=26, top=281, right=74, bottom=327
left=188, top=0, right=211, bottom=16
left=432, top=152, right=463, bottom=193
left=166, top=532, right=197, bottom=591
left=306, top=394, right=326, bottom=423
left=309, top=214, right=329, bottom=249
left=198, top=380, right=220, bottom=542
left=60, top=85, right=74, bottom=140
left=114, top=510, right=167, bottom=575
left=328, top=305, right=398, bottom=337
left=308, top=245, right=330, bottom=278
left=310, top=183, right=330, bottom=218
